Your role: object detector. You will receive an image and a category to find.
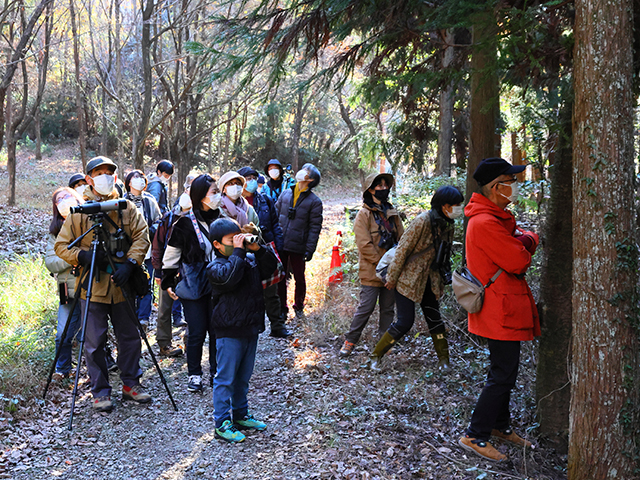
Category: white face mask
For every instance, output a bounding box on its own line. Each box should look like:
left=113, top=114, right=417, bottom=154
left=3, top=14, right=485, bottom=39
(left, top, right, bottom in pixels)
left=75, top=184, right=87, bottom=197
left=499, top=182, right=519, bottom=203
left=179, top=192, right=192, bottom=210
left=159, top=174, right=170, bottom=185
left=57, top=198, right=77, bottom=218
left=295, top=170, right=309, bottom=182
left=93, top=174, right=115, bottom=196
left=204, top=193, right=221, bottom=210
left=225, top=185, right=243, bottom=200
left=268, top=169, right=280, bottom=180
left=131, top=177, right=146, bottom=192
left=447, top=205, right=464, bottom=219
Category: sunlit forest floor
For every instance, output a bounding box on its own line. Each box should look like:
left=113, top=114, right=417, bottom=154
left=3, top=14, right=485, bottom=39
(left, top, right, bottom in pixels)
left=0, top=145, right=567, bottom=479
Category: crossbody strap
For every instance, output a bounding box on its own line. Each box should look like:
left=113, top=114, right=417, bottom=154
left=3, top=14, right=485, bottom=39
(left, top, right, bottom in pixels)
left=483, top=268, right=504, bottom=289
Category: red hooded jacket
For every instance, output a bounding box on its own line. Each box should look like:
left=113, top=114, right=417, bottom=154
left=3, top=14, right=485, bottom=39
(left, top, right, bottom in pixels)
left=464, top=193, right=541, bottom=341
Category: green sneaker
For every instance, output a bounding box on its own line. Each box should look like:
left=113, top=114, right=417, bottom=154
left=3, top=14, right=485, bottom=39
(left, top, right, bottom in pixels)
left=234, top=413, right=266, bottom=431
left=215, top=420, right=246, bottom=443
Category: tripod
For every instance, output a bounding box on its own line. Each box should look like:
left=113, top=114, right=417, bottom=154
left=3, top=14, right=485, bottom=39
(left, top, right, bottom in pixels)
left=44, top=212, right=178, bottom=430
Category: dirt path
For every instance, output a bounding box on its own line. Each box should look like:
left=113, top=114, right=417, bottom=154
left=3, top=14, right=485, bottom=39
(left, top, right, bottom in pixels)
left=1, top=186, right=566, bottom=480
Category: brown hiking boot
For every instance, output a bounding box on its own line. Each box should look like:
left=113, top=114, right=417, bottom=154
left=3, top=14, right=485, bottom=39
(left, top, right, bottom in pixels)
left=339, top=341, right=355, bottom=357
left=93, top=396, right=115, bottom=412
left=491, top=428, right=534, bottom=448
left=122, top=384, right=152, bottom=404
left=458, top=436, right=507, bottom=462
left=159, top=344, right=183, bottom=357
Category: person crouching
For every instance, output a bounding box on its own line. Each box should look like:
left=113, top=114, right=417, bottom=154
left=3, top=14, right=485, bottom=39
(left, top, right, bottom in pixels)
left=206, top=218, right=278, bottom=443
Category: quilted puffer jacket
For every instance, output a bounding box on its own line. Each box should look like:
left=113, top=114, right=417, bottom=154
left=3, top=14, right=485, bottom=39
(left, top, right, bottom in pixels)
left=206, top=246, right=277, bottom=338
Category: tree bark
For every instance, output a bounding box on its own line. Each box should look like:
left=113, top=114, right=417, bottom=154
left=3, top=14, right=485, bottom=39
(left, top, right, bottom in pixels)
left=290, top=89, right=312, bottom=173
left=569, top=0, right=638, bottom=477
left=465, top=11, right=500, bottom=206
left=436, top=29, right=455, bottom=177
left=536, top=87, right=572, bottom=454
left=115, top=0, right=123, bottom=166
left=133, top=0, right=155, bottom=169
left=69, top=0, right=87, bottom=169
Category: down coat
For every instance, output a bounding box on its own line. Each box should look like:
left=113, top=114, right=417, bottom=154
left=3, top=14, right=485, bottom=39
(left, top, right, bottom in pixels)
left=206, top=246, right=277, bottom=338
left=386, top=210, right=453, bottom=303
left=252, top=193, right=284, bottom=252
left=54, top=188, right=149, bottom=304
left=354, top=203, right=404, bottom=287
left=464, top=192, right=540, bottom=341
left=276, top=186, right=323, bottom=255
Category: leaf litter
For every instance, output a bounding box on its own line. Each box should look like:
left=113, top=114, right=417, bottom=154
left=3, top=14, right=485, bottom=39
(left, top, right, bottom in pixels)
left=0, top=179, right=568, bottom=479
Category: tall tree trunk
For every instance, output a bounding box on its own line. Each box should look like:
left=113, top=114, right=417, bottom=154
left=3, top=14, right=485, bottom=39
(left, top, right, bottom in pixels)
left=6, top=83, right=15, bottom=205
left=569, top=0, right=638, bottom=477
left=115, top=0, right=123, bottom=166
left=133, top=0, right=155, bottom=169
left=222, top=102, right=232, bottom=173
left=465, top=11, right=500, bottom=205
left=290, top=90, right=311, bottom=173
left=35, top=107, right=42, bottom=160
left=69, top=0, right=87, bottom=169
left=536, top=87, right=573, bottom=454
left=436, top=29, right=455, bottom=177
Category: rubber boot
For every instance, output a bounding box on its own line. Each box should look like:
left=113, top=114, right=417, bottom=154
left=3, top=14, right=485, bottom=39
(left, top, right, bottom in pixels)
left=432, top=332, right=450, bottom=371
left=367, top=332, right=397, bottom=372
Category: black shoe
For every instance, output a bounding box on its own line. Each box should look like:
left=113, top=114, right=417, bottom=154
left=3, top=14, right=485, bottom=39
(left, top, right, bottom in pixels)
left=173, top=317, right=187, bottom=328
left=270, top=328, right=292, bottom=338
left=106, top=354, right=118, bottom=373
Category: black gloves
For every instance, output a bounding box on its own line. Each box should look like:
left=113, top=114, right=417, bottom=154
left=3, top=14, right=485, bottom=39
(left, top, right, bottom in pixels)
left=77, top=250, right=92, bottom=267
left=111, top=261, right=135, bottom=287
left=304, top=252, right=313, bottom=262
left=77, top=249, right=106, bottom=268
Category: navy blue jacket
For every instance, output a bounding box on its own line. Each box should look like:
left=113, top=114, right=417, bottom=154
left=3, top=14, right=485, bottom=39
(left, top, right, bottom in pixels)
left=206, top=246, right=277, bottom=338
left=252, top=193, right=284, bottom=253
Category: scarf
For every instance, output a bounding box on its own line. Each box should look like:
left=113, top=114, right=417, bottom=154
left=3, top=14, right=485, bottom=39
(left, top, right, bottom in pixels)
left=221, top=194, right=250, bottom=226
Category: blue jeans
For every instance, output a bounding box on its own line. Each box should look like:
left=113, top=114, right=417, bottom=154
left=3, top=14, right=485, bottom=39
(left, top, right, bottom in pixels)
left=213, top=335, right=258, bottom=427
left=55, top=300, right=82, bottom=374
left=135, top=259, right=154, bottom=322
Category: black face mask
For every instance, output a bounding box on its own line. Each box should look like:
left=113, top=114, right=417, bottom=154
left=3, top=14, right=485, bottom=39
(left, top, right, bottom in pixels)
left=374, top=189, right=390, bottom=201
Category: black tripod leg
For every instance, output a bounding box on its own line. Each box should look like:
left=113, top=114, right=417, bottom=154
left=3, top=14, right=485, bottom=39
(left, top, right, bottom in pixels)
left=68, top=240, right=100, bottom=431
left=103, top=250, right=178, bottom=411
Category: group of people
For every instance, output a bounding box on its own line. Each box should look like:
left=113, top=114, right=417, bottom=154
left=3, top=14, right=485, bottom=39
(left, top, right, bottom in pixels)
left=339, top=158, right=539, bottom=463
left=45, top=152, right=539, bottom=456
left=46, top=155, right=323, bottom=443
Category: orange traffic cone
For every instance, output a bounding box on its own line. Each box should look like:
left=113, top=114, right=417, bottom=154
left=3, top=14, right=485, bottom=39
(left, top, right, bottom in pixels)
left=329, top=230, right=344, bottom=284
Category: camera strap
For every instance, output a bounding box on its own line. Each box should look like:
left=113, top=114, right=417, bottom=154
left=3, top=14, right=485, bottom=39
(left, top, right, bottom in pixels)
left=187, top=210, right=208, bottom=252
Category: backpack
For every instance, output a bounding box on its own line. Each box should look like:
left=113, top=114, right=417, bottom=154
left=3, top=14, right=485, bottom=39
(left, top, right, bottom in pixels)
left=151, top=209, right=180, bottom=272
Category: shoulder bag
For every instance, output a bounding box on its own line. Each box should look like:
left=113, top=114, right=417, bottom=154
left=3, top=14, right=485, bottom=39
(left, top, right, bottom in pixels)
left=452, top=265, right=503, bottom=313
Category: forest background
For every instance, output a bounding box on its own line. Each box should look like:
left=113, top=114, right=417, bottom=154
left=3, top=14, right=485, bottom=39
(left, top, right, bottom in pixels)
left=0, top=0, right=638, bottom=479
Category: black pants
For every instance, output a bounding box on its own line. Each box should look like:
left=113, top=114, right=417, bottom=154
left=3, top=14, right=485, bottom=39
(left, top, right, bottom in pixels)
left=388, top=280, right=445, bottom=340
left=182, top=295, right=216, bottom=378
left=467, top=339, right=521, bottom=440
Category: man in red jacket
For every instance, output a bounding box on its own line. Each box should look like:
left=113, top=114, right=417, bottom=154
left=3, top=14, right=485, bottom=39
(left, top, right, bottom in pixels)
left=458, top=157, right=540, bottom=462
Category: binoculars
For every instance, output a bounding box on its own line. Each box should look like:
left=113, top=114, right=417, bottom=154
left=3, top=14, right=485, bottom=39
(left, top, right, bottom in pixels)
left=244, top=234, right=258, bottom=244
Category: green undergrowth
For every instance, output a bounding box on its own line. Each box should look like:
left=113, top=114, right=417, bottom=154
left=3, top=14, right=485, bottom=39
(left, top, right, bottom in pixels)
left=0, top=254, right=58, bottom=404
